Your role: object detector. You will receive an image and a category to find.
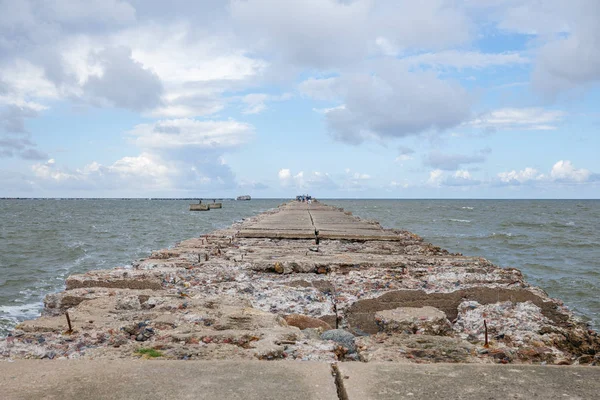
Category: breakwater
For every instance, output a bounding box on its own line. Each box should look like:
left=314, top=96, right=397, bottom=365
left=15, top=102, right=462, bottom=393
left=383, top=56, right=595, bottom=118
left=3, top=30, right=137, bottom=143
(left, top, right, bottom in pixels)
left=1, top=201, right=599, bottom=365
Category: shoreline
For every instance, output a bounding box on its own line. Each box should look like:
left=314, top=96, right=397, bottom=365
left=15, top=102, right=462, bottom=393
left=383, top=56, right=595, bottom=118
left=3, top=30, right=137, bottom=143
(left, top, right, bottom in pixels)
left=1, top=200, right=598, bottom=365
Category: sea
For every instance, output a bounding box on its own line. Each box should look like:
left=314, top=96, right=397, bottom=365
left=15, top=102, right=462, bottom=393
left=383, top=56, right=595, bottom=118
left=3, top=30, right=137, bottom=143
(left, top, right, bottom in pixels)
left=1, top=199, right=599, bottom=336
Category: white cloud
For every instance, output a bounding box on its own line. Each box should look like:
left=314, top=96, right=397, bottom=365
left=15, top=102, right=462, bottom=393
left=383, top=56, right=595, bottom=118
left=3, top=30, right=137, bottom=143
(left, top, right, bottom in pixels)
left=469, top=108, right=566, bottom=131
left=375, top=36, right=399, bottom=57
left=323, top=65, right=471, bottom=144
left=471, top=0, right=600, bottom=95
left=128, top=118, right=254, bottom=151
left=241, top=92, right=292, bottom=115
left=231, top=0, right=472, bottom=71
left=395, top=146, right=415, bottom=163
left=278, top=168, right=336, bottom=190
left=39, top=0, right=137, bottom=26
left=83, top=46, right=164, bottom=111
left=498, top=167, right=543, bottom=184
left=32, top=153, right=174, bottom=188
left=106, top=153, right=171, bottom=182
left=30, top=116, right=254, bottom=194
left=497, top=161, right=596, bottom=186
left=312, top=105, right=346, bottom=115
left=550, top=160, right=591, bottom=183
left=31, top=160, right=77, bottom=182
left=389, top=180, right=410, bottom=189
left=340, top=169, right=372, bottom=191
left=278, top=168, right=292, bottom=186
left=454, top=170, right=471, bottom=180
left=299, top=77, right=341, bottom=101
left=426, top=168, right=481, bottom=187
left=31, top=149, right=239, bottom=194
left=445, top=169, right=481, bottom=186
left=352, top=172, right=370, bottom=180
left=425, top=150, right=486, bottom=170
left=427, top=169, right=444, bottom=187
left=395, top=155, right=413, bottom=163
left=0, top=60, right=60, bottom=101
left=401, top=50, right=528, bottom=69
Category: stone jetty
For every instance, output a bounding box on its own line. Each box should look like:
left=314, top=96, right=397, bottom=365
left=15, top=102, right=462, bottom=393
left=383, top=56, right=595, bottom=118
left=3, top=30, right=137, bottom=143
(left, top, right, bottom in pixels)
left=2, top=201, right=599, bottom=366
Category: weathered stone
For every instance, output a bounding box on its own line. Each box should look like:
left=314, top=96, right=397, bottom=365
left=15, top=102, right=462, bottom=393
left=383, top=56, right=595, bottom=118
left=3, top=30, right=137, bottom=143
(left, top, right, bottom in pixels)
left=66, top=276, right=162, bottom=291
left=355, top=333, right=477, bottom=363
left=116, top=295, right=141, bottom=310
left=346, top=287, right=567, bottom=335
left=321, top=329, right=356, bottom=353
left=284, top=314, right=332, bottom=331
left=273, top=262, right=284, bottom=274
left=375, top=306, right=452, bottom=336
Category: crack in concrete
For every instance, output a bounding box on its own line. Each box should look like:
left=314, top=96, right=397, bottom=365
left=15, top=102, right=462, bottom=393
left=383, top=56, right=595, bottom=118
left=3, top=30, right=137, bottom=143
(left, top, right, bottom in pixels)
left=330, top=363, right=350, bottom=400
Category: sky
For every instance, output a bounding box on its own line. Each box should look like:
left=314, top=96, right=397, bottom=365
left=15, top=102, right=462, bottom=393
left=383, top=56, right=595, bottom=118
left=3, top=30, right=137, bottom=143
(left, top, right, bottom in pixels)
left=0, top=0, right=599, bottom=198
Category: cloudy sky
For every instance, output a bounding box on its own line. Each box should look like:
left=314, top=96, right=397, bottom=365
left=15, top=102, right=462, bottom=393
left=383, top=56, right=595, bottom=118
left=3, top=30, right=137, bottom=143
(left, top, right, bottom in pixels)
left=1, top=0, right=599, bottom=198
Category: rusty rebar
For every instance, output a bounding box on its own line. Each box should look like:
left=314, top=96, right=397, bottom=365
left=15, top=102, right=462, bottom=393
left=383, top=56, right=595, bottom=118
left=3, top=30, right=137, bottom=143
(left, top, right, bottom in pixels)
left=65, top=311, right=73, bottom=333
left=484, top=319, right=489, bottom=348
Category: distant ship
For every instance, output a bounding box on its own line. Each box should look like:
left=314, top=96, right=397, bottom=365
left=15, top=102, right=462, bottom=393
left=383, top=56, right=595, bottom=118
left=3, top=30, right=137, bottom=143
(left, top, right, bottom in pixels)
left=236, top=195, right=251, bottom=201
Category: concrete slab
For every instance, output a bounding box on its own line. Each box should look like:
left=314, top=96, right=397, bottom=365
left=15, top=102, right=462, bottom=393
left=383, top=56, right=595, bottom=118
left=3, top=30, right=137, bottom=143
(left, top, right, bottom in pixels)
left=237, top=202, right=403, bottom=241
left=0, top=360, right=338, bottom=400
left=319, top=232, right=401, bottom=241
left=338, top=363, right=600, bottom=400
left=237, top=230, right=315, bottom=239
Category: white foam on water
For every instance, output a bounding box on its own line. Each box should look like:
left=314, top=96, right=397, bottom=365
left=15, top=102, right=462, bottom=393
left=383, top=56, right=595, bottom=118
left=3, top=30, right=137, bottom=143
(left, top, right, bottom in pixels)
left=0, top=302, right=43, bottom=320
left=491, top=232, right=513, bottom=238
left=449, top=219, right=471, bottom=223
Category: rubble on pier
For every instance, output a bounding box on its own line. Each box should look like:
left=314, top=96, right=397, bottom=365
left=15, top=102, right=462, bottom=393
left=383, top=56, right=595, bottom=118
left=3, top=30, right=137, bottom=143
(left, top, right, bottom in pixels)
left=2, top=201, right=599, bottom=365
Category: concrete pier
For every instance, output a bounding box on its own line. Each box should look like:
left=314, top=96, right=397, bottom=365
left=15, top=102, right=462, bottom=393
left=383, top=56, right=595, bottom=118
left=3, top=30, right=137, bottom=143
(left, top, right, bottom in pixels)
left=1, top=200, right=599, bottom=398
left=238, top=202, right=400, bottom=240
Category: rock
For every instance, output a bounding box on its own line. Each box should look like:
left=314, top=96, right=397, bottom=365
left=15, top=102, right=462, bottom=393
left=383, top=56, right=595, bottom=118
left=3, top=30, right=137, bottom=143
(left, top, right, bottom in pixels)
left=116, top=295, right=141, bottom=310
left=273, top=262, right=284, bottom=274
left=316, top=266, right=328, bottom=274
left=66, top=275, right=163, bottom=291
left=576, top=354, right=593, bottom=364
left=321, top=329, right=356, bottom=353
left=555, top=358, right=572, bottom=365
left=284, top=314, right=332, bottom=331
left=301, top=328, right=323, bottom=341
left=355, top=333, right=477, bottom=363
left=375, top=306, right=452, bottom=336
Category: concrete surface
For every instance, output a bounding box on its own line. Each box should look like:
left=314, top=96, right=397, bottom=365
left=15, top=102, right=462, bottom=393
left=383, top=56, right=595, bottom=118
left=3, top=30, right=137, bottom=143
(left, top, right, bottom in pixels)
left=2, top=360, right=599, bottom=400
left=0, top=360, right=337, bottom=400
left=338, top=362, right=600, bottom=400
left=238, top=202, right=400, bottom=241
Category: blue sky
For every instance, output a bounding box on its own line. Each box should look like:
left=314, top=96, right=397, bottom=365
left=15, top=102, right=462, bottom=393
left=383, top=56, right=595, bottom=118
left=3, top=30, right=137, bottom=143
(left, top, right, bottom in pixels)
left=0, top=0, right=599, bottom=198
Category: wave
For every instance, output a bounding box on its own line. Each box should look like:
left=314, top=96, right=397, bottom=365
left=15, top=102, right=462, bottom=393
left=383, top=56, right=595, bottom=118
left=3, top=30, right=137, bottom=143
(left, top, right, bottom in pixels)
left=500, top=220, right=543, bottom=228
left=490, top=232, right=513, bottom=238
left=461, top=206, right=474, bottom=210
left=0, top=302, right=42, bottom=319
left=449, top=219, right=471, bottom=223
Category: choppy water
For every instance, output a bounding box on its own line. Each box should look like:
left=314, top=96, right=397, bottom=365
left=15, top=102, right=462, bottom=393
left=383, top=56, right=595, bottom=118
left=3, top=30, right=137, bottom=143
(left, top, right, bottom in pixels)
left=1, top=199, right=599, bottom=335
